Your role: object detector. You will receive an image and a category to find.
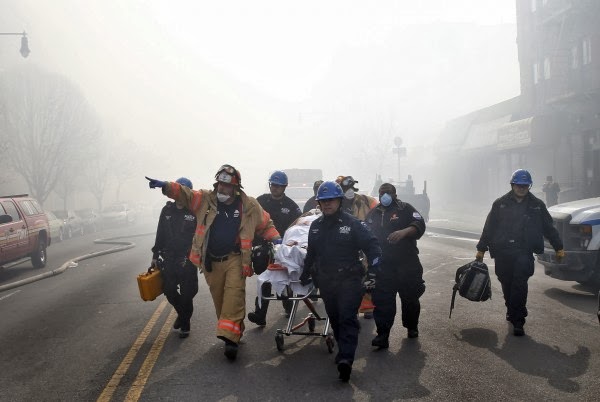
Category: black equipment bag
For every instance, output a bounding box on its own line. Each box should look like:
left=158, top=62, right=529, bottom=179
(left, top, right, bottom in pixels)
left=251, top=242, right=273, bottom=276
left=449, top=260, right=492, bottom=318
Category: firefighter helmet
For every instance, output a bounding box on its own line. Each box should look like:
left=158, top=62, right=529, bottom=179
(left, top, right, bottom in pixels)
left=215, top=164, right=242, bottom=187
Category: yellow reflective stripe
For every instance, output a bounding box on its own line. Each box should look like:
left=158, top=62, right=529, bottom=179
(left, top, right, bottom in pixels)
left=240, top=239, right=252, bottom=250
left=217, top=319, right=242, bottom=335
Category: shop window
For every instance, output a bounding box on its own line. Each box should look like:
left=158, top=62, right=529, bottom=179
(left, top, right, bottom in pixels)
left=571, top=45, right=579, bottom=69
left=583, top=38, right=592, bottom=65
left=544, top=57, right=551, bottom=79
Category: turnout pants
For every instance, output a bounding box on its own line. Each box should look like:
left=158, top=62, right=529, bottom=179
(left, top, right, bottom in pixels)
left=162, top=258, right=199, bottom=331
left=204, top=254, right=246, bottom=343
left=372, top=268, right=425, bottom=336
left=494, top=252, right=534, bottom=325
left=318, top=271, right=363, bottom=365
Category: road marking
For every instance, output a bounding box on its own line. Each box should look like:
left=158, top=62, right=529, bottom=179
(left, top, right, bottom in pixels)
left=96, top=299, right=168, bottom=402
left=125, top=308, right=177, bottom=402
left=0, top=290, right=21, bottom=301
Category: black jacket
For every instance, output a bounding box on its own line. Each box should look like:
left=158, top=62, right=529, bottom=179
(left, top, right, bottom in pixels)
left=152, top=201, right=197, bottom=260
left=477, top=191, right=562, bottom=257
left=365, top=200, right=425, bottom=265
left=255, top=193, right=301, bottom=244
left=304, top=209, right=382, bottom=276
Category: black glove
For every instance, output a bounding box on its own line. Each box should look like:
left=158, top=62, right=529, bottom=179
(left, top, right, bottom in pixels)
left=299, top=268, right=312, bottom=286
left=363, top=271, right=377, bottom=292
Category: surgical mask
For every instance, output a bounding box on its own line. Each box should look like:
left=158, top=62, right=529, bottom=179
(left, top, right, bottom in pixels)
left=217, top=193, right=231, bottom=203
left=380, top=193, right=393, bottom=207
left=344, top=189, right=355, bottom=199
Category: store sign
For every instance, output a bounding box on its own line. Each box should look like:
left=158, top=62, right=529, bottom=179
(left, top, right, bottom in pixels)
left=497, top=118, right=533, bottom=150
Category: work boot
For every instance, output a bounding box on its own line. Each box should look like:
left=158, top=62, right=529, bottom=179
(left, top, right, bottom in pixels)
left=337, top=360, right=352, bottom=382
left=513, top=323, right=525, bottom=337
left=407, top=328, right=419, bottom=338
left=371, top=334, right=389, bottom=349
left=224, top=341, right=238, bottom=360
left=248, top=312, right=267, bottom=326
left=179, top=321, right=190, bottom=338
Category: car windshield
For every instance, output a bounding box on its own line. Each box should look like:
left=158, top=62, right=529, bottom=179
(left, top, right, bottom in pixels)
left=53, top=211, right=68, bottom=219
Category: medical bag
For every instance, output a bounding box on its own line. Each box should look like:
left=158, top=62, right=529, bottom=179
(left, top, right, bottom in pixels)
left=137, top=267, right=163, bottom=301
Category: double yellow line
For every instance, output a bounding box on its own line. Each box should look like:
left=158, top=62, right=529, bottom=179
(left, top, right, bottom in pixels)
left=97, top=300, right=176, bottom=402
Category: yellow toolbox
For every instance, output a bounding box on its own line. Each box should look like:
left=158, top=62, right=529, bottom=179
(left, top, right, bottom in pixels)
left=137, top=268, right=163, bottom=301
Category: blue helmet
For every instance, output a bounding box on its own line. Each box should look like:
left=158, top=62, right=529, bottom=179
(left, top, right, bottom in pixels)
left=269, top=171, right=288, bottom=186
left=315, top=181, right=344, bottom=201
left=510, top=169, right=532, bottom=186
left=176, top=177, right=193, bottom=189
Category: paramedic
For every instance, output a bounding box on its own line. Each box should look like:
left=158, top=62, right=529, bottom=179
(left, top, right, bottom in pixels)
left=248, top=170, right=302, bottom=325
left=476, top=169, right=564, bottom=336
left=146, top=164, right=280, bottom=360
left=301, top=181, right=382, bottom=382
left=365, top=182, right=426, bottom=348
left=151, top=177, right=198, bottom=338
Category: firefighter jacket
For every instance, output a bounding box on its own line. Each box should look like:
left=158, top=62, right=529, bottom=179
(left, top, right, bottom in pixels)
left=365, top=200, right=425, bottom=266
left=163, top=182, right=280, bottom=273
left=342, top=194, right=378, bottom=221
left=304, top=209, right=382, bottom=277
left=151, top=201, right=196, bottom=260
left=477, top=191, right=563, bottom=257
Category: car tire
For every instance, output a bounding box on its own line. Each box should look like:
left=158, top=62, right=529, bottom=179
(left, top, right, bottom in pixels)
left=31, top=237, right=47, bottom=268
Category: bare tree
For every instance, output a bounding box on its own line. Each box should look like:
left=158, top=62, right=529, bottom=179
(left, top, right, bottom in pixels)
left=0, top=66, right=100, bottom=206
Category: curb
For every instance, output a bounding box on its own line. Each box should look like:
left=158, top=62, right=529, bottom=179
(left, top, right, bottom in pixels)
left=0, top=232, right=155, bottom=293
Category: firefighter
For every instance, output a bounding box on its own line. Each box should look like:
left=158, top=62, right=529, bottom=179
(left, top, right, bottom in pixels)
left=476, top=169, right=564, bottom=336
left=300, top=181, right=382, bottom=382
left=365, top=182, right=426, bottom=348
left=303, top=179, right=324, bottom=213
left=146, top=164, right=280, bottom=360
left=248, top=170, right=302, bottom=325
left=151, top=177, right=198, bottom=338
left=336, top=175, right=379, bottom=319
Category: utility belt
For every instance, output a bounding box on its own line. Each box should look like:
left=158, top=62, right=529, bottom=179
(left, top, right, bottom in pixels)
left=208, top=251, right=241, bottom=263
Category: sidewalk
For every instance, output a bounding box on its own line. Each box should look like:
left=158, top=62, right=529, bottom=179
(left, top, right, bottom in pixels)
left=426, top=204, right=488, bottom=239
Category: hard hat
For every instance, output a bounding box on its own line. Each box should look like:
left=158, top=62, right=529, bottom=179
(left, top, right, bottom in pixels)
left=315, top=181, right=344, bottom=201
left=176, top=177, right=193, bottom=189
left=215, top=164, right=242, bottom=187
left=313, top=180, right=324, bottom=192
left=510, top=169, right=532, bottom=186
left=269, top=171, right=288, bottom=186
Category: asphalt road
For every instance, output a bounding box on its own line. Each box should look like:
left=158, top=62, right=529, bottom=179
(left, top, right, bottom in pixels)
left=0, top=225, right=598, bottom=401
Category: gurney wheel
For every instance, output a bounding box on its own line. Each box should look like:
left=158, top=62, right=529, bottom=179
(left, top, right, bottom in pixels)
left=275, top=333, right=284, bottom=351
left=308, top=316, right=316, bottom=332
left=326, top=335, right=335, bottom=353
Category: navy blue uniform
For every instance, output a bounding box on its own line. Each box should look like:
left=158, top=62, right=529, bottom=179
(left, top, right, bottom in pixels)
left=304, top=210, right=381, bottom=366
left=365, top=201, right=426, bottom=336
left=477, top=191, right=562, bottom=325
left=152, top=201, right=198, bottom=332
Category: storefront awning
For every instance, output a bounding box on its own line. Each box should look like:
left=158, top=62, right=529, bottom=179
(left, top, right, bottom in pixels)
left=497, top=117, right=534, bottom=150
left=462, top=114, right=512, bottom=150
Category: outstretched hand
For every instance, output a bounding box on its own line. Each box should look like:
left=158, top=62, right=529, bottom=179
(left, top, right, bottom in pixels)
left=145, top=176, right=166, bottom=189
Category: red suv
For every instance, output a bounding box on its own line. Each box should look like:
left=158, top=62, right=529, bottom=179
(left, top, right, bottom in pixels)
left=0, top=194, right=51, bottom=268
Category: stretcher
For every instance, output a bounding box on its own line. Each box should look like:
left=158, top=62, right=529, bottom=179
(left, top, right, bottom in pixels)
left=255, top=210, right=334, bottom=352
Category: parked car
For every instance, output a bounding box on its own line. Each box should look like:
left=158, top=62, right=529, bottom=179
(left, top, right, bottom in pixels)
left=1, top=194, right=51, bottom=268
left=76, top=208, right=100, bottom=233
left=45, top=211, right=65, bottom=242
left=52, top=210, right=85, bottom=238
left=101, top=203, right=136, bottom=227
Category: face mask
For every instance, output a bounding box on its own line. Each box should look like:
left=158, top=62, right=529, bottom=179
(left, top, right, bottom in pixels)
left=380, top=193, right=393, bottom=207
left=217, top=193, right=231, bottom=203
left=344, top=189, right=355, bottom=199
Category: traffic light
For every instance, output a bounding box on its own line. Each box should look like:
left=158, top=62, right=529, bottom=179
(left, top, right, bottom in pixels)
left=20, top=34, right=30, bottom=58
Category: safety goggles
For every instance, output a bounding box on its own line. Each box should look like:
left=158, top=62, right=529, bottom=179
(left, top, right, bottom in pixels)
left=341, top=176, right=356, bottom=187
left=218, top=165, right=236, bottom=175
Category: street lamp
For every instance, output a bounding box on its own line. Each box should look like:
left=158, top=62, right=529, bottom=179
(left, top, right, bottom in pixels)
left=392, top=136, right=407, bottom=183
left=0, top=31, right=30, bottom=58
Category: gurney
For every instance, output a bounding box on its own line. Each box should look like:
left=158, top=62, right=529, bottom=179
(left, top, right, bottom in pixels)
left=255, top=210, right=334, bottom=352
